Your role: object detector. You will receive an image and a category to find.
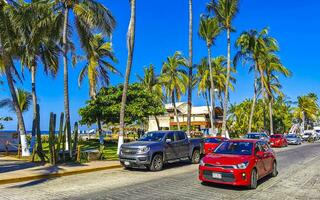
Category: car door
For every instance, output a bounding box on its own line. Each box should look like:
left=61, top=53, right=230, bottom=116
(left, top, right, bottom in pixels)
left=164, top=132, right=176, bottom=160
left=262, top=142, right=274, bottom=172
left=254, top=142, right=267, bottom=178
left=176, top=131, right=189, bottom=158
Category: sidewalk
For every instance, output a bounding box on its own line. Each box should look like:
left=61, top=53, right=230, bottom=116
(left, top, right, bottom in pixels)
left=0, top=156, right=121, bottom=185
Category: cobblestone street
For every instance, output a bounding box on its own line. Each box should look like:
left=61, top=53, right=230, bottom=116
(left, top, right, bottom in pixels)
left=0, top=143, right=319, bottom=200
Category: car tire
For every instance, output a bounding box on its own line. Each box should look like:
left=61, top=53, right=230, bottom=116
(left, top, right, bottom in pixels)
left=191, top=149, right=201, bottom=164
left=149, top=154, right=163, bottom=171
left=249, top=168, right=258, bottom=189
left=271, top=161, right=278, bottom=177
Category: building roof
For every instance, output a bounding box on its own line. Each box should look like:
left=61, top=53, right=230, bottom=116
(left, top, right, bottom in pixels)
left=164, top=102, right=222, bottom=115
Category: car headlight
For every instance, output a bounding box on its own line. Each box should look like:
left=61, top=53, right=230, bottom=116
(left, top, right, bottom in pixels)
left=199, top=159, right=205, bottom=166
left=137, top=146, right=150, bottom=154
left=235, top=161, right=249, bottom=169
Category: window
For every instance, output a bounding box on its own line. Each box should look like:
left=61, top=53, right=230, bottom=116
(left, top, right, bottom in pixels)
left=165, top=132, right=175, bottom=142
left=176, top=131, right=186, bottom=141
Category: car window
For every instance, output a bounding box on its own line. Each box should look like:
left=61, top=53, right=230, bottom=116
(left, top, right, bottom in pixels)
left=260, top=141, right=269, bottom=151
left=165, top=132, right=175, bottom=142
left=176, top=131, right=186, bottom=141
left=214, top=141, right=253, bottom=155
left=245, top=134, right=260, bottom=139
left=254, top=143, right=262, bottom=154
left=205, top=138, right=223, bottom=143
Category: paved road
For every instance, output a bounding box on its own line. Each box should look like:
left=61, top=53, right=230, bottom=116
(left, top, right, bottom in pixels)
left=1, top=143, right=320, bottom=200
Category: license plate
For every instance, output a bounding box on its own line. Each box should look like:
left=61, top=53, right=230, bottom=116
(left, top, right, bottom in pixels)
left=212, top=172, right=222, bottom=179
left=124, top=161, right=130, bottom=166
left=271, top=142, right=274, bottom=145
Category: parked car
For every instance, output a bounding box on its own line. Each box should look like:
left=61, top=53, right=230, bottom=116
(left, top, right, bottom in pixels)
left=243, top=132, right=270, bottom=143
left=199, top=139, right=278, bottom=189
left=203, top=137, right=228, bottom=155
left=285, top=134, right=302, bottom=145
left=302, top=131, right=317, bottom=142
left=119, top=131, right=203, bottom=171
left=269, top=134, right=288, bottom=147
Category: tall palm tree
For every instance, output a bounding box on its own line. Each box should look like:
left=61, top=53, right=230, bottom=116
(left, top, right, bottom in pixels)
left=137, top=64, right=163, bottom=130
left=118, top=0, right=136, bottom=154
left=235, top=28, right=278, bottom=133
left=198, top=16, right=221, bottom=133
left=159, top=51, right=188, bottom=130
left=0, top=0, right=30, bottom=156
left=78, top=33, right=118, bottom=145
left=294, top=95, right=319, bottom=130
left=56, top=0, right=115, bottom=155
left=7, top=0, right=60, bottom=151
left=187, top=0, right=193, bottom=135
left=207, top=0, right=239, bottom=136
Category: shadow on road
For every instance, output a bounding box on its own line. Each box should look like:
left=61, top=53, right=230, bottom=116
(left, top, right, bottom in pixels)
left=7, top=178, right=55, bottom=188
left=0, top=160, right=39, bottom=174
left=124, top=160, right=194, bottom=172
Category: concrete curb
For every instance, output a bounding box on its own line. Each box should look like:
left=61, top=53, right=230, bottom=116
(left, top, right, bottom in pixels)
left=0, top=164, right=122, bottom=185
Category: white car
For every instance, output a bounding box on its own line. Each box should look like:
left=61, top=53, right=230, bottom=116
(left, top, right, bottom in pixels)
left=302, top=131, right=317, bottom=141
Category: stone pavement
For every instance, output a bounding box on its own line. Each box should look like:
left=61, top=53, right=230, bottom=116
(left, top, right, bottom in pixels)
left=0, top=156, right=121, bottom=185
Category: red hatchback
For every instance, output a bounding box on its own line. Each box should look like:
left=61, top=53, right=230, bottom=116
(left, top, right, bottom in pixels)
left=270, top=134, right=288, bottom=147
left=203, top=137, right=228, bottom=155
left=199, top=139, right=278, bottom=189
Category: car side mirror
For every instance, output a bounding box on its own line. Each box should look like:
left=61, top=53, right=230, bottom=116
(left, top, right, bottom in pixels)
left=256, top=151, right=264, bottom=158
left=166, top=138, right=172, bottom=143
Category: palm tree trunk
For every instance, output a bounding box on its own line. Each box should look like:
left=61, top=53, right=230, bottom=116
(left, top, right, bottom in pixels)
left=204, top=90, right=214, bottom=133
left=118, top=0, right=136, bottom=154
left=269, top=99, right=274, bottom=135
left=207, top=47, right=215, bottom=134
left=172, top=90, right=180, bottom=130
left=30, top=62, right=37, bottom=152
left=187, top=0, right=193, bottom=136
left=62, top=6, right=71, bottom=156
left=248, top=66, right=258, bottom=133
left=258, top=65, right=268, bottom=133
left=221, top=28, right=231, bottom=137
left=4, top=65, right=30, bottom=156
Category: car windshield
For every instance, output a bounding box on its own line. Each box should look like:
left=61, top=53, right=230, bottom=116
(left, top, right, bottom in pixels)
left=244, top=134, right=260, bottom=139
left=270, top=135, right=281, bottom=138
left=139, top=132, right=165, bottom=142
left=286, top=135, right=297, bottom=138
left=214, top=141, right=253, bottom=155
left=205, top=138, right=223, bottom=143
left=304, top=133, right=312, bottom=136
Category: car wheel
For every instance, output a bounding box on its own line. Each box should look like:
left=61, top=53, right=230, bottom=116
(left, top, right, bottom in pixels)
left=249, top=169, right=258, bottom=189
left=149, top=154, right=163, bottom=171
left=191, top=149, right=201, bottom=164
left=271, top=161, right=278, bottom=177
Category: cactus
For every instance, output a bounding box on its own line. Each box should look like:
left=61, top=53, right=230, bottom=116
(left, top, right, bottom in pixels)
left=48, top=113, right=57, bottom=165
left=73, top=122, right=79, bottom=159
left=56, top=112, right=64, bottom=161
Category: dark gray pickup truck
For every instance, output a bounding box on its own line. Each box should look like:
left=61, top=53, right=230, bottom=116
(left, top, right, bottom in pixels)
left=119, top=130, right=203, bottom=171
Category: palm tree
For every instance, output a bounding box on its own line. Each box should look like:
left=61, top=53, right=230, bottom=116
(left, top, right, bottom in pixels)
left=118, top=0, right=136, bottom=154
left=0, top=0, right=30, bottom=156
left=0, top=88, right=32, bottom=131
left=78, top=33, right=118, bottom=145
left=207, top=0, right=239, bottom=136
left=137, top=64, right=163, bottom=130
left=235, top=28, right=278, bottom=133
left=198, top=16, right=221, bottom=133
left=159, top=51, right=188, bottom=130
left=294, top=95, right=319, bottom=130
left=187, top=0, right=193, bottom=135
left=7, top=0, right=60, bottom=151
left=56, top=0, right=115, bottom=155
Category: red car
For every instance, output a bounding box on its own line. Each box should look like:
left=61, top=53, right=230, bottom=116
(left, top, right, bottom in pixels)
left=199, top=139, right=278, bottom=189
left=270, top=134, right=288, bottom=147
left=203, top=137, right=228, bottom=155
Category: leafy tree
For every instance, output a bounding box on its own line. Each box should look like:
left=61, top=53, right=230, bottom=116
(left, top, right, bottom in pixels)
left=159, top=51, right=188, bottom=130
left=293, top=94, right=319, bottom=130
left=207, top=0, right=239, bottom=136
left=198, top=16, right=221, bottom=131
left=0, top=116, right=12, bottom=130
left=79, top=83, right=165, bottom=129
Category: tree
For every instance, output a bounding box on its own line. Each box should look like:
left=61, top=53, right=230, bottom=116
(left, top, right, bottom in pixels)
left=7, top=0, right=60, bottom=151
left=198, top=16, right=221, bottom=132
left=137, top=65, right=163, bottom=130
left=0, top=88, right=32, bottom=130
left=187, top=0, right=193, bottom=135
left=235, top=28, right=278, bottom=133
left=159, top=51, right=188, bottom=130
left=55, top=0, right=115, bottom=155
left=0, top=0, right=30, bottom=156
left=208, top=0, right=239, bottom=136
left=293, top=94, right=319, bottom=130
left=118, top=0, right=136, bottom=154
left=0, top=116, right=12, bottom=130
left=79, top=83, right=165, bottom=128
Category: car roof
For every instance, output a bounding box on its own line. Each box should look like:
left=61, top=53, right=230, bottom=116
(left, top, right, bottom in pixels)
left=205, top=136, right=226, bottom=139
left=227, top=139, right=259, bottom=143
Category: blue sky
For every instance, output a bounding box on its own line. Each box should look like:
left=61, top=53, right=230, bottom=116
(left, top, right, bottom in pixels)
left=1, top=0, right=320, bottom=131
